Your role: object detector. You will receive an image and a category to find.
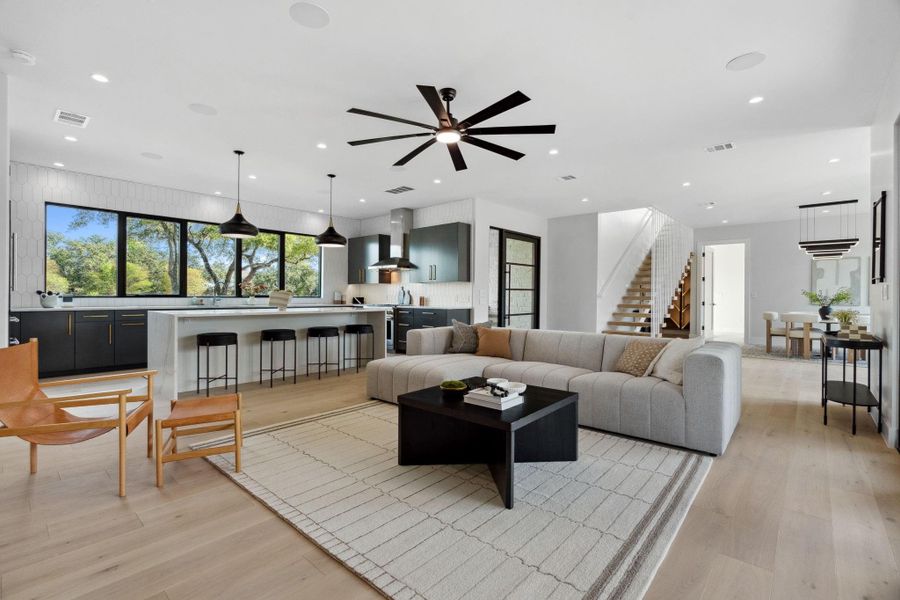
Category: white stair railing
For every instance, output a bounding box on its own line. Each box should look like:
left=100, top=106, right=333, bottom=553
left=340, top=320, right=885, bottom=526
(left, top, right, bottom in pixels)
left=650, top=210, right=694, bottom=337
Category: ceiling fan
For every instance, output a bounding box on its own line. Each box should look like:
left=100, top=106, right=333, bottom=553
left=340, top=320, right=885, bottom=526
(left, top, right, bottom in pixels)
left=346, top=85, right=556, bottom=171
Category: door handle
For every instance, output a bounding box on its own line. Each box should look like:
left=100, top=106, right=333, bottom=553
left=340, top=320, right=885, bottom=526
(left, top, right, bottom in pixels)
left=120, top=322, right=145, bottom=327
left=433, top=265, right=437, bottom=280
left=121, top=313, right=145, bottom=317
left=108, top=323, right=112, bottom=345
left=9, top=233, right=17, bottom=292
left=84, top=314, right=110, bottom=318
left=67, top=314, right=72, bottom=336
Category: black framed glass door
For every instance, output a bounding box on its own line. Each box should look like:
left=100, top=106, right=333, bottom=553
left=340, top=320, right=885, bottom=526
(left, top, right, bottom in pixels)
left=490, top=227, right=540, bottom=328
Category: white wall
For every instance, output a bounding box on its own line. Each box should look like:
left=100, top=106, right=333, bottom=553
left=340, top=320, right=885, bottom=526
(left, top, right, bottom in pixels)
left=9, top=162, right=359, bottom=308
left=0, top=74, right=9, bottom=347
left=869, top=48, right=900, bottom=448
left=694, top=216, right=870, bottom=345
left=472, top=199, right=548, bottom=327
left=709, top=243, right=745, bottom=336
left=546, top=213, right=599, bottom=332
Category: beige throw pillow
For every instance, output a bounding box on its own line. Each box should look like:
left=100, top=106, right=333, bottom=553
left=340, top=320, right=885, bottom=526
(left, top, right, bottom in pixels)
left=614, top=339, right=669, bottom=378
left=475, top=327, right=513, bottom=359
left=651, top=337, right=705, bottom=385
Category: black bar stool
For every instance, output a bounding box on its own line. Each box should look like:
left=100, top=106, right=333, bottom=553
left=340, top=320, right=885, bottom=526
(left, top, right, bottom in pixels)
left=260, top=328, right=297, bottom=387
left=197, top=332, right=238, bottom=397
left=306, top=326, right=340, bottom=379
left=343, top=323, right=375, bottom=373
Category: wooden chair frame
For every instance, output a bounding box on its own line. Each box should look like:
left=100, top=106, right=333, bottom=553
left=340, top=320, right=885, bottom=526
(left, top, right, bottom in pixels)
left=155, top=393, right=242, bottom=487
left=0, top=339, right=156, bottom=497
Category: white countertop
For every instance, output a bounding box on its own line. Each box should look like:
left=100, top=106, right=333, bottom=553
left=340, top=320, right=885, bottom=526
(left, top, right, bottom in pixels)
left=12, top=303, right=363, bottom=313
left=151, top=306, right=389, bottom=318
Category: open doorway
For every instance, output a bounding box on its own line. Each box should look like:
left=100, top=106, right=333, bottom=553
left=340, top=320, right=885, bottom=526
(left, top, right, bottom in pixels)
left=702, top=243, right=746, bottom=344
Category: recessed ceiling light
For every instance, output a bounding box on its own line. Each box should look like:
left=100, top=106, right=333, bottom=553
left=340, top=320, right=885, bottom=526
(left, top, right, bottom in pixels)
left=722, top=219, right=729, bottom=224
left=214, top=191, right=222, bottom=195
left=90, top=73, right=109, bottom=83
left=52, top=162, right=64, bottom=167
left=359, top=198, right=366, bottom=203
left=141, top=152, right=163, bottom=160
left=433, top=179, right=441, bottom=184
left=581, top=197, right=589, bottom=202
left=248, top=174, right=257, bottom=180
left=682, top=181, right=691, bottom=187
left=705, top=202, right=716, bottom=210
left=316, top=142, right=327, bottom=149
left=748, top=96, right=765, bottom=104
left=822, top=191, right=832, bottom=196
left=822, top=209, right=830, bottom=213
left=725, top=51, right=766, bottom=72
left=548, top=149, right=559, bottom=155
left=188, top=103, right=218, bottom=116
left=64, top=135, right=78, bottom=142
left=828, top=158, right=840, bottom=164
left=317, top=208, right=325, bottom=213
left=289, top=2, right=330, bottom=28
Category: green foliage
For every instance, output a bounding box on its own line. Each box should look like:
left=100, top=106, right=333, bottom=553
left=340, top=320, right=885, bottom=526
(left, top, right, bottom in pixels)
left=125, top=218, right=179, bottom=295
left=46, top=231, right=117, bottom=295
left=187, top=224, right=236, bottom=296
left=801, top=287, right=852, bottom=306
left=284, top=234, right=321, bottom=297
left=832, top=309, right=859, bottom=326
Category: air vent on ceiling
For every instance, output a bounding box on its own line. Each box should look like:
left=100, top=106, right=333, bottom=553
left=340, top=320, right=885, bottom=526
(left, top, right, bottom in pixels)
left=54, top=109, right=91, bottom=128
left=705, top=142, right=734, bottom=153
left=557, top=175, right=577, bottom=181
left=385, top=185, right=414, bottom=194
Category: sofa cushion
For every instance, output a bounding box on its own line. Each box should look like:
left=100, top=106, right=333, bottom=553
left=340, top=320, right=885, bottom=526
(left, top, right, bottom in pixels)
left=366, top=354, right=512, bottom=402
left=651, top=336, right=705, bottom=385
left=569, top=371, right=633, bottom=430
left=483, top=361, right=592, bottom=391
left=613, top=338, right=669, bottom=377
left=600, top=335, right=633, bottom=371
left=521, top=330, right=605, bottom=371
left=448, top=319, right=491, bottom=353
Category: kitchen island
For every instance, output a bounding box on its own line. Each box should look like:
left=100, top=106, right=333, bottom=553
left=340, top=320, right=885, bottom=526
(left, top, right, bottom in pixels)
left=148, top=306, right=388, bottom=404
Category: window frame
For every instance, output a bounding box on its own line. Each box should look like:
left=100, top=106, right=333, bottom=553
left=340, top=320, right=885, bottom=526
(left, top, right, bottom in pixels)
left=44, top=202, right=324, bottom=299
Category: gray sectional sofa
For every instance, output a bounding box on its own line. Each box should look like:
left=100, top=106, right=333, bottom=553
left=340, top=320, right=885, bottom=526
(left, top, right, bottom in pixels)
left=366, top=327, right=742, bottom=455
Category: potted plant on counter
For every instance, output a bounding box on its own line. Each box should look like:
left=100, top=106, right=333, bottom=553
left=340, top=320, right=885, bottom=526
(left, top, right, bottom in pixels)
left=36, top=290, right=61, bottom=309
left=239, top=281, right=268, bottom=304
left=801, top=287, right=852, bottom=320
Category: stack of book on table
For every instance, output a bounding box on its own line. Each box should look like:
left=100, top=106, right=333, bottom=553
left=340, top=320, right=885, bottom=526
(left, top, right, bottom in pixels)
left=463, top=387, right=523, bottom=410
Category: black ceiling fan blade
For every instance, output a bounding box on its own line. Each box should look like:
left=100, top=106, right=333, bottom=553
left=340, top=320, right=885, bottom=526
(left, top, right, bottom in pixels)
left=447, top=143, right=467, bottom=171
left=460, top=136, right=524, bottom=161
left=394, top=138, right=437, bottom=166
left=416, top=85, right=450, bottom=127
left=466, top=125, right=556, bottom=135
left=459, top=90, right=530, bottom=128
left=347, top=108, right=437, bottom=131
left=348, top=132, right=433, bottom=146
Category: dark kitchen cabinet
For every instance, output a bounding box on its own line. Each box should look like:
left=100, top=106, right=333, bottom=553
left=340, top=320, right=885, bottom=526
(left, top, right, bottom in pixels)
left=409, top=222, right=470, bottom=283
left=19, top=311, right=75, bottom=375
left=348, top=235, right=391, bottom=284
left=393, top=306, right=472, bottom=353
left=75, top=319, right=115, bottom=371
left=115, top=310, right=148, bottom=367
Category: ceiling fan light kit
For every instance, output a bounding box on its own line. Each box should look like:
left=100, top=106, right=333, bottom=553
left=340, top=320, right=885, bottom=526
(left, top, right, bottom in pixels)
left=219, top=150, right=260, bottom=239
left=346, top=85, right=557, bottom=171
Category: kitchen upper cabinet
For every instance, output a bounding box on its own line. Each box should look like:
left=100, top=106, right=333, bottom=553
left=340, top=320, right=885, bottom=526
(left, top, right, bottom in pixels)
left=19, top=311, right=75, bottom=375
left=348, top=235, right=391, bottom=284
left=409, top=222, right=471, bottom=283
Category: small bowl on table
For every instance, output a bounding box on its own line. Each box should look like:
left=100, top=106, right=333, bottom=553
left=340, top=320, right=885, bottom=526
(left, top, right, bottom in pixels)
left=439, top=380, right=469, bottom=401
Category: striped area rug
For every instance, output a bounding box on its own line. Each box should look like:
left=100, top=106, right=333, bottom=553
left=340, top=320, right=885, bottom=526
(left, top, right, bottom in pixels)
left=199, top=401, right=711, bottom=600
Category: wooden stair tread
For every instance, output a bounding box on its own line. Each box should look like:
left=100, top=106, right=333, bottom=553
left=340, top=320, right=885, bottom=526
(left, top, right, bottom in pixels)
left=602, top=330, right=650, bottom=337
left=612, top=312, right=650, bottom=319
left=606, top=320, right=652, bottom=328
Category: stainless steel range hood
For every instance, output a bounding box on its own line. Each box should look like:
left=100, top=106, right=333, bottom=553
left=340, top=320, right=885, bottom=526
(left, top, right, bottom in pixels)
left=370, top=208, right=418, bottom=271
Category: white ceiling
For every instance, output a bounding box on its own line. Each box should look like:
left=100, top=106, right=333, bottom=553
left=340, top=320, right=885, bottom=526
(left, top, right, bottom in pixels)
left=1, top=0, right=899, bottom=227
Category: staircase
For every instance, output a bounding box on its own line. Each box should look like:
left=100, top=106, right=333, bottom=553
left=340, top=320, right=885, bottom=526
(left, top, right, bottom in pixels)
left=602, top=252, right=693, bottom=338
left=602, top=254, right=653, bottom=337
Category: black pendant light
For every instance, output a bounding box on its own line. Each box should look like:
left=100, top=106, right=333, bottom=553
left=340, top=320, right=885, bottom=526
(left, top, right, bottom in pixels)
left=316, top=173, right=347, bottom=247
left=219, top=150, right=259, bottom=239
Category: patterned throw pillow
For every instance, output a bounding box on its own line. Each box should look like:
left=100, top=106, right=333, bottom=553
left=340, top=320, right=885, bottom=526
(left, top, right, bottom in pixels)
left=614, top=339, right=670, bottom=377
left=448, top=319, right=491, bottom=353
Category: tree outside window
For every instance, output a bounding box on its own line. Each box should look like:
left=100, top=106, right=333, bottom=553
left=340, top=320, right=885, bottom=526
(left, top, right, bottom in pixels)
left=285, top=233, right=321, bottom=297
left=125, top=217, right=181, bottom=295
left=240, top=231, right=279, bottom=295
left=187, top=223, right=236, bottom=296
left=45, top=205, right=117, bottom=296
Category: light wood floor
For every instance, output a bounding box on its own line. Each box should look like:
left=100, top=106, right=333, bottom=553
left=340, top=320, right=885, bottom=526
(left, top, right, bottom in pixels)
left=1, top=358, right=898, bottom=599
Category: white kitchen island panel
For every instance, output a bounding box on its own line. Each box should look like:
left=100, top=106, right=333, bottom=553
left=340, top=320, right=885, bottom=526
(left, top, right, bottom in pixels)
left=148, top=307, right=387, bottom=407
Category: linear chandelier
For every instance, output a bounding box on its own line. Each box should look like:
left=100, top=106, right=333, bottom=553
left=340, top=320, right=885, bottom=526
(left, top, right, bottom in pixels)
left=797, top=199, right=859, bottom=260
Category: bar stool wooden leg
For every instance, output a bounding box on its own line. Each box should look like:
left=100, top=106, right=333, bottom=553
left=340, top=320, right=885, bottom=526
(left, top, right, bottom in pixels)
left=155, top=419, right=164, bottom=487
left=29, top=442, right=37, bottom=474
left=234, top=409, right=242, bottom=473
left=147, top=402, right=154, bottom=458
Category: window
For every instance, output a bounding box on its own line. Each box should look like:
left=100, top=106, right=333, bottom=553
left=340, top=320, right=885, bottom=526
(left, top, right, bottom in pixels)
left=125, top=217, right=181, bottom=295
left=240, top=231, right=280, bottom=296
left=284, top=233, right=322, bottom=297
left=45, top=204, right=118, bottom=296
left=187, top=223, right=236, bottom=296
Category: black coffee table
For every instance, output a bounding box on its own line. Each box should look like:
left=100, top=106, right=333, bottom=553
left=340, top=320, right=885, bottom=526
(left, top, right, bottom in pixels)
left=397, top=377, right=578, bottom=509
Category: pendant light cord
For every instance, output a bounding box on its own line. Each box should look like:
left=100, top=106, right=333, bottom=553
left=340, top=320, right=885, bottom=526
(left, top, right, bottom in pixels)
left=236, top=152, right=242, bottom=213
left=328, top=174, right=336, bottom=226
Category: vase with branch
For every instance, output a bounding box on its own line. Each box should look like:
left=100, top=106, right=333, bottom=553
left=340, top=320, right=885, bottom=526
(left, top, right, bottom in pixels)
left=239, top=280, right=267, bottom=304
left=801, top=287, right=852, bottom=320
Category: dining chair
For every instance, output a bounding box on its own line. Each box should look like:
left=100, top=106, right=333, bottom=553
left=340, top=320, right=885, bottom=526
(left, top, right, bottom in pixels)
left=0, top=339, right=157, bottom=496
left=781, top=312, right=823, bottom=359
left=762, top=311, right=786, bottom=353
